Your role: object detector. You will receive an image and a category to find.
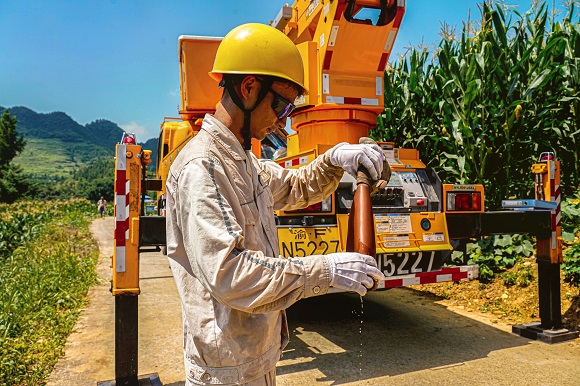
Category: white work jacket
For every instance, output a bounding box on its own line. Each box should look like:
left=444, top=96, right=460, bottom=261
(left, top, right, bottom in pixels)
left=166, top=114, right=344, bottom=385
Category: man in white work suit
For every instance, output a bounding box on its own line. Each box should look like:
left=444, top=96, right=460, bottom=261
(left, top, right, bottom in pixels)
left=166, top=23, right=385, bottom=386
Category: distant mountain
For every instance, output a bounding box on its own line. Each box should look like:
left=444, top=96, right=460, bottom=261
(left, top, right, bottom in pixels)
left=1, top=106, right=157, bottom=178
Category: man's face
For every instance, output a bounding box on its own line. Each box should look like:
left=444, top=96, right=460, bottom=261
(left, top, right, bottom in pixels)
left=251, top=81, right=299, bottom=141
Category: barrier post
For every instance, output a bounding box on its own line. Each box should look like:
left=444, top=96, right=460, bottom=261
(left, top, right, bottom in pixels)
left=512, top=153, right=579, bottom=343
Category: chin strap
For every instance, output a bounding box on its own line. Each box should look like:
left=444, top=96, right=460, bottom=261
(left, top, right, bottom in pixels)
left=223, top=77, right=272, bottom=151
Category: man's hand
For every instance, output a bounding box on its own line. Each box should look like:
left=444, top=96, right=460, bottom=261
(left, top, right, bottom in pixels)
left=328, top=142, right=385, bottom=180
left=324, top=252, right=385, bottom=296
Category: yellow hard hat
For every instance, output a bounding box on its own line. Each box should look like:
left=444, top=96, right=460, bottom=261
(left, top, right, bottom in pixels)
left=209, top=23, right=307, bottom=94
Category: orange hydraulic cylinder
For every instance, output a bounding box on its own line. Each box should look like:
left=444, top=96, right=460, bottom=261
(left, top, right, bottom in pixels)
left=347, top=183, right=376, bottom=257
left=291, top=108, right=378, bottom=151
left=346, top=173, right=378, bottom=291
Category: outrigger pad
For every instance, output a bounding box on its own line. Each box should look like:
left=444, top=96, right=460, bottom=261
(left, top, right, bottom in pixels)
left=512, top=322, right=579, bottom=344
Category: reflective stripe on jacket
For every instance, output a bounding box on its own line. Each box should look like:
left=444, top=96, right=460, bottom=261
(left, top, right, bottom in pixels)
left=166, top=114, right=344, bottom=385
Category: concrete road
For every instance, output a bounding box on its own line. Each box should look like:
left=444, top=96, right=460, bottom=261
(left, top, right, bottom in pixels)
left=279, top=292, right=580, bottom=385
left=47, top=218, right=580, bottom=386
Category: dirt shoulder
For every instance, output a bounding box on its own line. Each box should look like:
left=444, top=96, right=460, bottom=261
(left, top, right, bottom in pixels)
left=411, top=257, right=580, bottom=331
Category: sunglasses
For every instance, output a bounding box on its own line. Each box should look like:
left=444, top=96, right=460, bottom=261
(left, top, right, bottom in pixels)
left=254, top=77, right=297, bottom=120
left=268, top=88, right=296, bottom=120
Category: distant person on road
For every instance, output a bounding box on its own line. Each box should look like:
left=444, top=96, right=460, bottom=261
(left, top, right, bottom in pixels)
left=166, top=23, right=385, bottom=386
left=97, top=197, right=106, bottom=218
left=158, top=193, right=166, bottom=216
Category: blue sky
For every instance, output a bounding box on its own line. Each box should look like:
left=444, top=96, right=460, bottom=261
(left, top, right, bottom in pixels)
left=0, top=0, right=543, bottom=141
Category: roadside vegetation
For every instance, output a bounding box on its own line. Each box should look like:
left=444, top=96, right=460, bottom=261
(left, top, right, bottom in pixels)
left=562, top=192, right=580, bottom=286
left=374, top=1, right=580, bottom=279
left=373, top=1, right=579, bottom=208
left=0, top=199, right=99, bottom=385
left=383, top=1, right=580, bottom=327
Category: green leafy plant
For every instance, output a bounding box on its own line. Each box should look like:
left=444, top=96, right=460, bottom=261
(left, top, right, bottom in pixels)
left=458, top=234, right=535, bottom=282
left=561, top=192, right=580, bottom=242
left=563, top=243, right=580, bottom=286
left=0, top=211, right=50, bottom=260
left=501, top=261, right=535, bottom=287
left=0, top=199, right=99, bottom=384
left=561, top=189, right=580, bottom=286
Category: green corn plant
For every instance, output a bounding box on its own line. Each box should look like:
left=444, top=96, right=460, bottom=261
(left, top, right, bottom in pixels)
left=372, top=1, right=579, bottom=209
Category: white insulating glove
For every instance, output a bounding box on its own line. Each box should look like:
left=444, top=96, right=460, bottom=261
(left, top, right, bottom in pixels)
left=324, top=252, right=385, bottom=296
left=328, top=142, right=385, bottom=180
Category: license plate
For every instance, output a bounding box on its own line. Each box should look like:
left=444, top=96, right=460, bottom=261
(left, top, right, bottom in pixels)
left=279, top=227, right=341, bottom=257
left=377, top=251, right=444, bottom=277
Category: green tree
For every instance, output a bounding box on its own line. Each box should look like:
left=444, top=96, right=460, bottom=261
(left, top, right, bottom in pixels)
left=73, top=157, right=115, bottom=201
left=0, top=110, right=26, bottom=166
left=44, top=157, right=114, bottom=201
left=0, top=110, right=33, bottom=203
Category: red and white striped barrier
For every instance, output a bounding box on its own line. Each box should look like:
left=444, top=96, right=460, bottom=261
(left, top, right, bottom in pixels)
left=114, top=144, right=129, bottom=273
left=328, top=265, right=478, bottom=293
left=379, top=265, right=479, bottom=289
left=278, top=156, right=309, bottom=168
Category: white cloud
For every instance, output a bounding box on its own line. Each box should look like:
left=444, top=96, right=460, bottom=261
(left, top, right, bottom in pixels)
left=168, top=88, right=179, bottom=97
left=120, top=121, right=147, bottom=137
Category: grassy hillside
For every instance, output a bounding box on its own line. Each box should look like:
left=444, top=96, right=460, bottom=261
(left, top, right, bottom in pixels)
left=1, top=105, right=159, bottom=202
left=12, top=138, right=119, bottom=179
left=2, top=106, right=158, bottom=179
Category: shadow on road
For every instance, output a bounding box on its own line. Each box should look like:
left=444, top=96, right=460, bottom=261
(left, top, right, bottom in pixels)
left=279, top=287, right=527, bottom=384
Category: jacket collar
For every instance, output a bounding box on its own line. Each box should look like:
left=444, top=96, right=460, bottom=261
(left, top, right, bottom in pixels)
left=201, top=114, right=247, bottom=161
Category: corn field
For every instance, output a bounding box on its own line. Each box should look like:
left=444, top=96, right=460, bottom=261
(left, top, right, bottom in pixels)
left=0, top=199, right=98, bottom=385
left=372, top=1, right=579, bottom=209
